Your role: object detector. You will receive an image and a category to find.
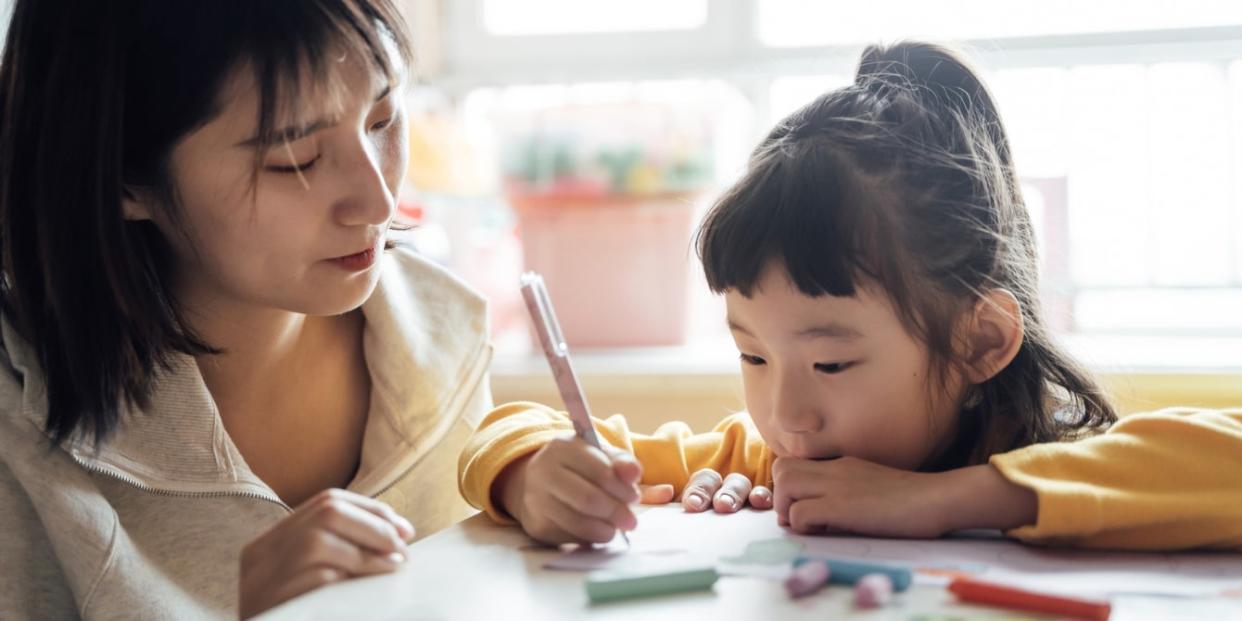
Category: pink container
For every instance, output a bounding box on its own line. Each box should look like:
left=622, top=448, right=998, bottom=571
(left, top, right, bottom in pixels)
left=511, top=192, right=698, bottom=348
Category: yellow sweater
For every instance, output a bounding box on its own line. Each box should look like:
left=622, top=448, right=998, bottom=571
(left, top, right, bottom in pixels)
left=458, top=403, right=1242, bottom=550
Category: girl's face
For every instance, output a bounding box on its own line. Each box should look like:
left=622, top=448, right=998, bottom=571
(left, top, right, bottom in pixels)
left=725, top=262, right=967, bottom=469
left=135, top=55, right=407, bottom=317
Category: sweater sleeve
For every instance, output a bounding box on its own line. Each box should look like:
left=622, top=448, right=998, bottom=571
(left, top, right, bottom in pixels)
left=458, top=402, right=773, bottom=523
left=990, top=407, right=1242, bottom=550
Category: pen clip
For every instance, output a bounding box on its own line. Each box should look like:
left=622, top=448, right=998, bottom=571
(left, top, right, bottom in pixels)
left=520, top=272, right=566, bottom=358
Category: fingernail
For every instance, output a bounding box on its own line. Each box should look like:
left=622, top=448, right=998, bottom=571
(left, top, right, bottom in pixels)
left=386, top=551, right=405, bottom=564
left=719, top=493, right=738, bottom=511
left=685, top=492, right=706, bottom=510
left=756, top=489, right=772, bottom=502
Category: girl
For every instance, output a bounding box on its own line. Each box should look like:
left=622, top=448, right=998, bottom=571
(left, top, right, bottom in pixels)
left=0, top=1, right=492, bottom=619
left=458, top=41, right=1242, bottom=551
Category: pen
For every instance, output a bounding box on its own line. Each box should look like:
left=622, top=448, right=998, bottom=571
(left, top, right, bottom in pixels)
left=948, top=576, right=1112, bottom=621
left=520, top=271, right=631, bottom=545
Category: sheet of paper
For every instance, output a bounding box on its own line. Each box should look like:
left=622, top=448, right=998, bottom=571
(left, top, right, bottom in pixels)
left=540, top=505, right=1242, bottom=600
left=543, top=540, right=705, bottom=572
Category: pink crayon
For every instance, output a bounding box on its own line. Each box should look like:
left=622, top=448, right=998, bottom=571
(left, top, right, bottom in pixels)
left=854, top=573, right=894, bottom=609
left=784, top=559, right=831, bottom=599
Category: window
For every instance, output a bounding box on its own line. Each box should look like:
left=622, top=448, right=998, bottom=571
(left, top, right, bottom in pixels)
left=757, top=0, right=1242, bottom=47
left=481, top=0, right=707, bottom=36
left=424, top=0, right=1242, bottom=357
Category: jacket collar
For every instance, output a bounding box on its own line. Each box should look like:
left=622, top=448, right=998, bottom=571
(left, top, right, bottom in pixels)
left=2, top=248, right=490, bottom=500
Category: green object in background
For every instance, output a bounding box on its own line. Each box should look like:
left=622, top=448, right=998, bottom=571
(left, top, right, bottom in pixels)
left=585, top=565, right=719, bottom=604
left=596, top=148, right=642, bottom=193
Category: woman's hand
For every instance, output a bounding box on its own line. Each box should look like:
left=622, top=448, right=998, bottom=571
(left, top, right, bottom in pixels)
left=677, top=468, right=774, bottom=514
left=238, top=489, right=415, bottom=619
left=494, top=437, right=643, bottom=545
left=772, top=457, right=1038, bottom=538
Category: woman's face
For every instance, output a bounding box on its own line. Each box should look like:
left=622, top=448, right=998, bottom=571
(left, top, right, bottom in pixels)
left=134, top=53, right=408, bottom=318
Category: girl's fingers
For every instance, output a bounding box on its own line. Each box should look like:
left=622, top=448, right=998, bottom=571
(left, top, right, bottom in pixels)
left=713, top=473, right=753, bottom=513
left=559, top=441, right=640, bottom=504
left=549, top=468, right=637, bottom=530
left=774, top=487, right=792, bottom=526
left=545, top=496, right=619, bottom=544
left=639, top=484, right=676, bottom=505
left=787, top=497, right=835, bottom=534
left=602, top=444, right=644, bottom=488
left=749, top=485, right=774, bottom=510
left=682, top=469, right=723, bottom=513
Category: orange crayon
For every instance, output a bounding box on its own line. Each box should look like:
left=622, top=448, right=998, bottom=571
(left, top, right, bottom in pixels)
left=948, top=577, right=1112, bottom=621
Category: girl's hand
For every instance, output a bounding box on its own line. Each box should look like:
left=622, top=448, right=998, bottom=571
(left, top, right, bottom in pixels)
left=772, top=457, right=1038, bottom=538
left=495, top=436, right=643, bottom=545
left=678, top=468, right=774, bottom=514
left=239, top=489, right=415, bottom=619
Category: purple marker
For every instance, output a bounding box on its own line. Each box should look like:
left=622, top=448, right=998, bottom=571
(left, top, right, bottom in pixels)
left=854, top=572, right=894, bottom=608
left=784, top=559, right=831, bottom=599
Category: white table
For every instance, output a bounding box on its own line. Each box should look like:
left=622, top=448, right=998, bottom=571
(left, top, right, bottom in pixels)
left=258, top=505, right=1241, bottom=620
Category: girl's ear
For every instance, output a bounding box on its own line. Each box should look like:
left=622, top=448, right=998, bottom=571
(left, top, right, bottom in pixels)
left=962, top=289, right=1024, bottom=384
left=121, top=186, right=154, bottom=221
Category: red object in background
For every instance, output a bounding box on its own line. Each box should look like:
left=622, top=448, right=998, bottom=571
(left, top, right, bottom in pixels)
left=397, top=199, right=425, bottom=225
left=510, top=192, right=698, bottom=349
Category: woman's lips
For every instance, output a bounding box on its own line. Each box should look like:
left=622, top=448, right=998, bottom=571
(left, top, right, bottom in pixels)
left=332, top=245, right=377, bottom=271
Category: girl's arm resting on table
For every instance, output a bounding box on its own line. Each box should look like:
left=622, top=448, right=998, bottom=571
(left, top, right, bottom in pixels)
left=759, top=408, right=1241, bottom=549
left=989, top=408, right=1242, bottom=550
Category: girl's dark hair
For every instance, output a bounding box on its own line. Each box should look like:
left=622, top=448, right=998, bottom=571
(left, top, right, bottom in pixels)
left=696, top=41, right=1116, bottom=469
left=0, top=1, right=411, bottom=446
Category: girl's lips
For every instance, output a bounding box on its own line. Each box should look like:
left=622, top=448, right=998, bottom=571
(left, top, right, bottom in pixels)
left=332, top=246, right=377, bottom=272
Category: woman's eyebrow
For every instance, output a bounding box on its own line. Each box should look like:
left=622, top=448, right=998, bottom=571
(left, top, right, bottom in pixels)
left=235, top=85, right=394, bottom=148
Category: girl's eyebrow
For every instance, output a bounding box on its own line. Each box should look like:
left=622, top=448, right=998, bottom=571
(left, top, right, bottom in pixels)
left=728, top=317, right=862, bottom=341
left=795, top=323, right=863, bottom=341
left=234, top=84, right=394, bottom=148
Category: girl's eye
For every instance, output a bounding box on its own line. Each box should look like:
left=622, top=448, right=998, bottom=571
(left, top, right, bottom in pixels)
left=369, top=116, right=394, bottom=132
left=266, top=155, right=320, bottom=174
left=814, top=361, right=854, bottom=375
left=739, top=353, right=766, bottom=366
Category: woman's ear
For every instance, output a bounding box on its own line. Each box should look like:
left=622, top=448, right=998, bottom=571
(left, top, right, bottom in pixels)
left=121, top=187, right=154, bottom=221
left=962, top=289, right=1025, bottom=384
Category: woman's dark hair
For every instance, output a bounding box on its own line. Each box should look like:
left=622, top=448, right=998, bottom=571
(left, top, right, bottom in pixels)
left=696, top=41, right=1116, bottom=469
left=0, top=0, right=412, bottom=446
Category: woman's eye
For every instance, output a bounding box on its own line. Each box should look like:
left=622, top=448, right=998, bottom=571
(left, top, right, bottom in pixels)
left=739, top=353, right=766, bottom=366
left=266, top=155, right=320, bottom=174
left=369, top=116, right=394, bottom=132
left=814, top=361, right=853, bottom=375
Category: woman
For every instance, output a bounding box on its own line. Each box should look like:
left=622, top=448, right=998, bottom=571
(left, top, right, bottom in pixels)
left=0, top=1, right=492, bottom=618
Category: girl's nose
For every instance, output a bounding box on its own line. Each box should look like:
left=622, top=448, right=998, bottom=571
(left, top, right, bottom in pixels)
left=773, top=381, right=825, bottom=434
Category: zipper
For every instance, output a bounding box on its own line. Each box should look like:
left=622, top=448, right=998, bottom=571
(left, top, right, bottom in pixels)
left=368, top=341, right=492, bottom=500
left=72, top=456, right=293, bottom=513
